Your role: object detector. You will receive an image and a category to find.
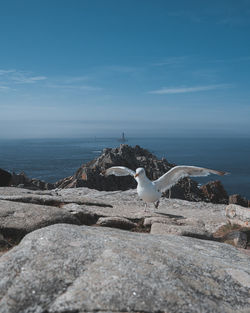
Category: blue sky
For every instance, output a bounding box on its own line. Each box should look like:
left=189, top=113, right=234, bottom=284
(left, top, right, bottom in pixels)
left=0, top=0, right=250, bottom=138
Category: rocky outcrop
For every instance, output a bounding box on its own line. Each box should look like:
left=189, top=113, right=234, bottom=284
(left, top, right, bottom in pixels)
left=0, top=168, right=12, bottom=187
left=55, top=144, right=215, bottom=202
left=55, top=144, right=172, bottom=190
left=0, top=224, right=250, bottom=313
left=200, top=180, right=229, bottom=204
left=10, top=172, right=54, bottom=190
left=229, top=194, right=250, bottom=208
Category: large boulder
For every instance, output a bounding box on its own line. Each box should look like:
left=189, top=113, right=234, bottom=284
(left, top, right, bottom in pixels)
left=0, top=168, right=12, bottom=187
left=0, top=199, right=81, bottom=240
left=0, top=224, right=249, bottom=313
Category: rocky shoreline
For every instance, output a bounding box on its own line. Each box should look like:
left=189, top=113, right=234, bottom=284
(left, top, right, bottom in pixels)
left=1, top=144, right=249, bottom=206
left=0, top=144, right=249, bottom=312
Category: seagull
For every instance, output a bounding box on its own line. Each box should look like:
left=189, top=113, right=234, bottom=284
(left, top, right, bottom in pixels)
left=104, top=165, right=228, bottom=209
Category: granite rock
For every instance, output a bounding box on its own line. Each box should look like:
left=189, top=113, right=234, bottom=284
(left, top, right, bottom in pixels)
left=0, top=199, right=81, bottom=240
left=0, top=187, right=228, bottom=242
left=0, top=224, right=249, bottom=313
left=10, top=172, right=55, bottom=190
left=200, top=180, right=229, bottom=204
left=96, top=216, right=137, bottom=230
left=226, top=204, right=250, bottom=228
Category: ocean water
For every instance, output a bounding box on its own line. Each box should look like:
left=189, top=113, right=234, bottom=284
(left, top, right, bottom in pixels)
left=0, top=137, right=249, bottom=199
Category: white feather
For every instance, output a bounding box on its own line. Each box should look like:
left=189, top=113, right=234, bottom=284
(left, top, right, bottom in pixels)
left=104, top=166, right=135, bottom=177
left=153, top=165, right=227, bottom=193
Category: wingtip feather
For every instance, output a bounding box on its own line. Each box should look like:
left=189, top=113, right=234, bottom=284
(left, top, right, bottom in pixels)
left=217, top=170, right=230, bottom=176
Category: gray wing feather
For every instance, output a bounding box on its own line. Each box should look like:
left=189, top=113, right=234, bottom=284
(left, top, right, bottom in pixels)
left=153, top=165, right=228, bottom=193
left=104, top=166, right=135, bottom=177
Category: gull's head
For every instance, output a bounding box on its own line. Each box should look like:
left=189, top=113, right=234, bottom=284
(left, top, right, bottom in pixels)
left=134, top=168, right=145, bottom=178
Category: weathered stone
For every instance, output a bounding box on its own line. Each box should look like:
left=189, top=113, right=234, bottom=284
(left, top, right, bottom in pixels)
left=0, top=199, right=81, bottom=239
left=0, top=224, right=249, bottom=313
left=0, top=168, right=12, bottom=187
left=226, top=204, right=250, bottom=228
left=229, top=194, right=250, bottom=208
left=144, top=216, right=178, bottom=226
left=150, top=222, right=212, bottom=239
left=200, top=180, right=229, bottom=204
left=0, top=187, right=229, bottom=240
left=96, top=217, right=137, bottom=230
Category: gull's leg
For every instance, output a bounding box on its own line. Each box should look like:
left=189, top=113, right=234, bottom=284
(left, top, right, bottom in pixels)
left=169, top=188, right=171, bottom=199
left=154, top=200, right=160, bottom=209
left=144, top=202, right=148, bottom=212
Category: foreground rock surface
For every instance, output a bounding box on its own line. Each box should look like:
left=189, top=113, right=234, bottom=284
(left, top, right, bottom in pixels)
left=0, top=187, right=228, bottom=244
left=0, top=224, right=250, bottom=313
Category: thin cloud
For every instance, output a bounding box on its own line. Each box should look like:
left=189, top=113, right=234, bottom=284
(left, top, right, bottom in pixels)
left=148, top=84, right=231, bottom=95
left=13, top=75, right=47, bottom=84
left=0, top=69, right=47, bottom=84
left=0, top=69, right=16, bottom=75
left=0, top=86, right=11, bottom=90
left=48, top=83, right=103, bottom=92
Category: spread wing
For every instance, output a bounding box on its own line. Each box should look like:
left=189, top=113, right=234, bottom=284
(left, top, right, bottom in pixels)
left=104, top=166, right=136, bottom=177
left=153, top=165, right=228, bottom=193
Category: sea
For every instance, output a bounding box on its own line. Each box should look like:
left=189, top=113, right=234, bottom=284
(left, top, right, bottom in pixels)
left=0, top=137, right=250, bottom=199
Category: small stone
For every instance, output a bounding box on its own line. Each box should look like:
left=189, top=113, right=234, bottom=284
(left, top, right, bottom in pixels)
left=96, top=217, right=136, bottom=230
left=150, top=222, right=211, bottom=239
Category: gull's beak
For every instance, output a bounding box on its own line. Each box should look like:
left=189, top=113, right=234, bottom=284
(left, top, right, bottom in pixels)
left=134, top=173, right=139, bottom=178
